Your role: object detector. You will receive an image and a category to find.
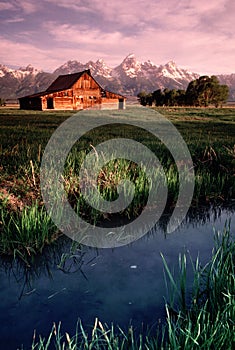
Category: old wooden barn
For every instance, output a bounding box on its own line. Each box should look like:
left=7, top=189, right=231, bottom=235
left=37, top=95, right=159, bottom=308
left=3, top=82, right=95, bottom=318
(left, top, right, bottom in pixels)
left=19, top=69, right=126, bottom=111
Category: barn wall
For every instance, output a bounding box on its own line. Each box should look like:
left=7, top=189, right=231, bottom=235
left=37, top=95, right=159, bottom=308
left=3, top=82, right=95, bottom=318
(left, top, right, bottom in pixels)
left=40, top=74, right=104, bottom=110
left=72, top=73, right=102, bottom=110
left=103, top=91, right=126, bottom=109
left=100, top=98, right=119, bottom=110
left=73, top=73, right=100, bottom=91
left=20, top=73, right=126, bottom=111
left=41, top=97, right=47, bottom=110
left=41, top=93, right=104, bottom=110
left=41, top=90, right=74, bottom=110
left=54, top=97, right=73, bottom=110
left=19, top=97, right=42, bottom=110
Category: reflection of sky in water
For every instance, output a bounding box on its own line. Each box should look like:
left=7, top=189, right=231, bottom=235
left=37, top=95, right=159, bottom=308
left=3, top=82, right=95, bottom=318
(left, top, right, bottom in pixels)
left=0, top=207, right=234, bottom=349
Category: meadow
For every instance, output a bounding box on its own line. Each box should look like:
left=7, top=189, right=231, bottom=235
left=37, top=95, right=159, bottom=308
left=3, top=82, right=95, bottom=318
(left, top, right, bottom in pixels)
left=0, top=106, right=234, bottom=349
left=0, top=106, right=234, bottom=261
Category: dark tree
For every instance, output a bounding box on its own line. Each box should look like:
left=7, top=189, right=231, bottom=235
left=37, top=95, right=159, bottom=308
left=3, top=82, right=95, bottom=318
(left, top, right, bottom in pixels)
left=137, top=75, right=229, bottom=108
left=175, top=89, right=186, bottom=106
left=137, top=91, right=153, bottom=106
left=137, top=91, right=148, bottom=106
left=185, top=75, right=229, bottom=107
left=152, top=89, right=164, bottom=106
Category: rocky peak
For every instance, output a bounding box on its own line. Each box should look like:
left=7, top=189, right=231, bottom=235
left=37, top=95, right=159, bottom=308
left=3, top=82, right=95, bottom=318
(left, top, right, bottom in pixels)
left=93, top=59, right=112, bottom=78
left=53, top=60, right=85, bottom=75
left=114, top=54, right=142, bottom=78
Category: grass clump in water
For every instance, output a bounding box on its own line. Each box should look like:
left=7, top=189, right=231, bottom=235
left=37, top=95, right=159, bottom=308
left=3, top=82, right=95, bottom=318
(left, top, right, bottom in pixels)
left=0, top=201, right=58, bottom=265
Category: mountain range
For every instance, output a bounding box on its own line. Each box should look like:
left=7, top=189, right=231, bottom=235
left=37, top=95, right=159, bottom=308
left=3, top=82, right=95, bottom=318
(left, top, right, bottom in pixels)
left=1, top=54, right=235, bottom=100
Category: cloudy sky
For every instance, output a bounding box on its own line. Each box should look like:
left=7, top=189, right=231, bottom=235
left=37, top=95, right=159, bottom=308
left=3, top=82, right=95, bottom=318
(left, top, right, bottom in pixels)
left=0, top=0, right=234, bottom=74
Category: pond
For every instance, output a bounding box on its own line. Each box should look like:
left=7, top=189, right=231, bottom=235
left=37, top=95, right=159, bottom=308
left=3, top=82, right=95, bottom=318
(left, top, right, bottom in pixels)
left=0, top=205, right=234, bottom=349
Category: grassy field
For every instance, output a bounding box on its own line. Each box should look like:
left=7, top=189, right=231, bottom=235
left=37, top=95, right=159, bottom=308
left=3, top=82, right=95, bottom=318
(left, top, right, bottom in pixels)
left=0, top=106, right=235, bottom=261
left=154, top=107, right=235, bottom=202
left=0, top=107, right=234, bottom=349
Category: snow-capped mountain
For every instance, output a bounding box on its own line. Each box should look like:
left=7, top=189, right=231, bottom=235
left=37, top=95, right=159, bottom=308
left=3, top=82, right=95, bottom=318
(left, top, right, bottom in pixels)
left=0, top=55, right=235, bottom=99
left=113, top=53, right=143, bottom=78
left=53, top=59, right=112, bottom=78
left=0, top=64, right=41, bottom=79
left=107, top=54, right=200, bottom=95
left=0, top=63, right=56, bottom=99
left=158, top=61, right=198, bottom=81
left=112, top=55, right=198, bottom=82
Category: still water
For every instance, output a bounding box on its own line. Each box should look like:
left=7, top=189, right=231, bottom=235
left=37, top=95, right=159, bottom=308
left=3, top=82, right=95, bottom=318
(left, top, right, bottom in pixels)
left=0, top=206, right=234, bottom=349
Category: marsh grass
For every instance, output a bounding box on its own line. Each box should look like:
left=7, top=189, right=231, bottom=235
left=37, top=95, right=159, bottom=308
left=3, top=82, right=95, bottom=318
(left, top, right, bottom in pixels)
left=161, top=223, right=235, bottom=349
left=63, top=154, right=168, bottom=222
left=23, top=225, right=234, bottom=349
left=0, top=201, right=59, bottom=265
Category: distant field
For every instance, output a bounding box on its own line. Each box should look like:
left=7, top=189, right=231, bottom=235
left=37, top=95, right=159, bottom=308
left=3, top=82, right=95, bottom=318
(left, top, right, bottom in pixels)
left=1, top=105, right=234, bottom=144
left=153, top=106, right=235, bottom=143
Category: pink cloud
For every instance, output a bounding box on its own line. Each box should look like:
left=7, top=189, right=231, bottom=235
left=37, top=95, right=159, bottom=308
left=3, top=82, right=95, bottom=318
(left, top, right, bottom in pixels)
left=1, top=0, right=235, bottom=74
left=0, top=2, right=14, bottom=11
left=3, top=16, right=25, bottom=23
left=19, top=0, right=39, bottom=14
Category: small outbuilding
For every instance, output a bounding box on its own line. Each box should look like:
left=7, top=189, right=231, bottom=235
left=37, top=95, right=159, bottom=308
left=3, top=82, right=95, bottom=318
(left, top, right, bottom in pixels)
left=19, top=69, right=126, bottom=111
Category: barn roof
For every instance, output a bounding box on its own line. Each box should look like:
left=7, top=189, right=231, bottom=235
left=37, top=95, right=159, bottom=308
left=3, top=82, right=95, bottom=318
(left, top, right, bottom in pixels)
left=18, top=91, right=50, bottom=99
left=46, top=70, right=90, bottom=92
left=18, top=69, right=126, bottom=100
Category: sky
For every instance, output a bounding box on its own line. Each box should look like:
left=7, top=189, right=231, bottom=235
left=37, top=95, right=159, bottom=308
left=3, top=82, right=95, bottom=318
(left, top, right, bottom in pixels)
left=0, top=0, right=235, bottom=74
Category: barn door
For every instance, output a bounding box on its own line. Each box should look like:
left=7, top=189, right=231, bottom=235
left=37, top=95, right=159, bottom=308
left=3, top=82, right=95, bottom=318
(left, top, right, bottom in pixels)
left=118, top=98, right=124, bottom=109
left=47, top=97, right=54, bottom=109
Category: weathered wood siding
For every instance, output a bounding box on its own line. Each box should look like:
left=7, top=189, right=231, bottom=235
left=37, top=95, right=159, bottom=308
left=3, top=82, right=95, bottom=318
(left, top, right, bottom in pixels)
left=72, top=72, right=102, bottom=110
left=100, top=91, right=126, bottom=110
left=100, top=98, right=119, bottom=109
left=40, top=74, right=103, bottom=110
left=19, top=71, right=126, bottom=111
left=41, top=90, right=73, bottom=110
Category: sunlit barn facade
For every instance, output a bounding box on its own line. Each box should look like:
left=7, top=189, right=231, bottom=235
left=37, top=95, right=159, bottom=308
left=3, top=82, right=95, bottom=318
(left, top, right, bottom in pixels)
left=19, top=69, right=126, bottom=111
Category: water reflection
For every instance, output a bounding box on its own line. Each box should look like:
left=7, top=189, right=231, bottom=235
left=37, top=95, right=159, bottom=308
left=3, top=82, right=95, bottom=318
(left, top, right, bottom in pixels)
left=0, top=237, right=90, bottom=300
left=157, top=202, right=234, bottom=233
left=0, top=205, right=234, bottom=349
left=0, top=204, right=234, bottom=296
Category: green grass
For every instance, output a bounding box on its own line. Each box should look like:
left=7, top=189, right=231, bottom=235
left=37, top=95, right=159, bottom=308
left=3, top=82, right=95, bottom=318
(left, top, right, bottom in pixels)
left=161, top=224, right=235, bottom=349
left=23, top=225, right=234, bottom=349
left=0, top=107, right=234, bottom=347
left=0, top=107, right=235, bottom=262
left=0, top=200, right=59, bottom=265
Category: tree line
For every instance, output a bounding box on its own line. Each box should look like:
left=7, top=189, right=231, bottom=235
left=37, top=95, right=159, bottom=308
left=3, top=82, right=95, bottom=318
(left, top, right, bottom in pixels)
left=137, top=75, right=229, bottom=107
